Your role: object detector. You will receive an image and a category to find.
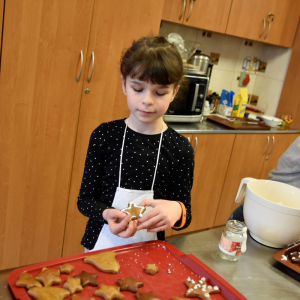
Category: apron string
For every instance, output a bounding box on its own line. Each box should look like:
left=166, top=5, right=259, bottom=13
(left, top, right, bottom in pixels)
left=118, top=121, right=128, bottom=188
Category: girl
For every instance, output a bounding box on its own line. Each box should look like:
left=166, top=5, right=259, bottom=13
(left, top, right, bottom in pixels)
left=78, top=36, right=194, bottom=251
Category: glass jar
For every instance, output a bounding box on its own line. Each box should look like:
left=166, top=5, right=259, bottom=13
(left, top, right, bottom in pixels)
left=218, top=220, right=247, bottom=261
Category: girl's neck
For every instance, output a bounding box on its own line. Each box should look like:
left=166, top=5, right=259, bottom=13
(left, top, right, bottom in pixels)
left=126, top=116, right=165, bottom=135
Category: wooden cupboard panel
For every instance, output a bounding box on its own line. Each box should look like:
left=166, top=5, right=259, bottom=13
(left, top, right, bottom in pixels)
left=162, top=0, right=186, bottom=25
left=266, top=0, right=300, bottom=48
left=260, top=134, right=299, bottom=179
left=226, top=0, right=271, bottom=42
left=62, top=0, right=164, bottom=257
left=172, top=134, right=235, bottom=236
left=0, top=0, right=94, bottom=270
left=214, top=134, right=269, bottom=227
left=0, top=0, right=4, bottom=57
left=276, top=23, right=300, bottom=128
left=183, top=0, right=232, bottom=33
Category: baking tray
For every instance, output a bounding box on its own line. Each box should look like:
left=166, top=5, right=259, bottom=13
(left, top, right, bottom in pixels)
left=206, top=115, right=271, bottom=130
left=8, top=240, right=246, bottom=300
left=273, top=242, right=300, bottom=281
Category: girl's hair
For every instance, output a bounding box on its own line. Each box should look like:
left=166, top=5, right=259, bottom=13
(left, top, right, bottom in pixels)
left=120, top=36, right=184, bottom=88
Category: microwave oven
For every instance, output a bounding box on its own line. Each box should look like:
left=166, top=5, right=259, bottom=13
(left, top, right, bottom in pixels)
left=164, top=74, right=209, bottom=123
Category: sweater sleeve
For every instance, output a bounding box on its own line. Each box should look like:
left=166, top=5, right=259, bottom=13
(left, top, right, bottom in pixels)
left=170, top=139, right=194, bottom=231
left=77, top=125, right=111, bottom=223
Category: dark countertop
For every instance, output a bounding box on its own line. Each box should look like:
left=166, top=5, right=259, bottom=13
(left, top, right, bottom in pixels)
left=168, top=227, right=300, bottom=300
left=167, top=119, right=300, bottom=134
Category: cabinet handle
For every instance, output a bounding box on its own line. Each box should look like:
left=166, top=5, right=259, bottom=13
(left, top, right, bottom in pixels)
left=262, top=136, right=270, bottom=155
left=186, top=0, right=194, bottom=22
left=194, top=137, right=198, bottom=154
left=259, top=18, right=266, bottom=38
left=179, top=0, right=186, bottom=20
left=264, top=13, right=274, bottom=40
left=266, top=136, right=275, bottom=160
left=76, top=50, right=83, bottom=82
left=188, top=136, right=191, bottom=142
left=88, top=52, right=95, bottom=83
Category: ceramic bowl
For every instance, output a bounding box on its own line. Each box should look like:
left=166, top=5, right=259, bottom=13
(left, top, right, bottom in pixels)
left=261, top=115, right=282, bottom=127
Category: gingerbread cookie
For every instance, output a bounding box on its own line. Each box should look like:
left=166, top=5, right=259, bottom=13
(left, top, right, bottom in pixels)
left=289, top=251, right=300, bottom=264
left=121, top=202, right=146, bottom=220
left=185, top=277, right=220, bottom=300
left=145, top=264, right=159, bottom=275
left=117, top=275, right=144, bottom=293
left=60, top=263, right=75, bottom=274
left=35, top=268, right=61, bottom=287
left=73, top=270, right=98, bottom=287
left=84, top=251, right=120, bottom=273
left=136, top=291, right=161, bottom=300
left=16, top=272, right=42, bottom=289
left=28, top=287, right=70, bottom=300
left=72, top=295, right=95, bottom=300
left=94, top=284, right=124, bottom=300
left=63, top=277, right=83, bottom=294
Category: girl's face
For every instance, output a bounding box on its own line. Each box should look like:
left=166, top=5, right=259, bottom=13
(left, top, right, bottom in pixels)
left=122, top=76, right=179, bottom=127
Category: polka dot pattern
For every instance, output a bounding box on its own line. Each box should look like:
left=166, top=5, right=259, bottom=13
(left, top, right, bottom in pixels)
left=77, top=119, right=194, bottom=250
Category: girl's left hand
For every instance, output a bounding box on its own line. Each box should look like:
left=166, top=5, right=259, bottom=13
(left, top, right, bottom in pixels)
left=136, top=199, right=182, bottom=232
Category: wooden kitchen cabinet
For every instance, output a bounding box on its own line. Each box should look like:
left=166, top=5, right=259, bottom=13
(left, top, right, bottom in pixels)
left=0, top=0, right=4, bottom=55
left=226, top=0, right=300, bottom=48
left=214, top=133, right=299, bottom=227
left=62, top=0, right=164, bottom=257
left=170, top=133, right=235, bottom=237
left=162, top=0, right=232, bottom=34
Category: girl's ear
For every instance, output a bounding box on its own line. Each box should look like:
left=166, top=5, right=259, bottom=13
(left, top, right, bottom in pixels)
left=171, top=85, right=180, bottom=102
left=121, top=76, right=127, bottom=96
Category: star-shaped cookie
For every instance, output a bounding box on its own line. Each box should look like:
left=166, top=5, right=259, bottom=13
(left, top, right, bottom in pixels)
left=94, top=284, right=124, bottom=300
left=73, top=270, right=98, bottom=287
left=117, top=275, right=144, bottom=293
left=185, top=277, right=220, bottom=300
left=72, top=295, right=95, bottom=300
left=84, top=251, right=120, bottom=274
left=16, top=272, right=42, bottom=289
left=121, top=202, right=146, bottom=220
left=145, top=264, right=159, bottom=275
left=35, top=268, right=61, bottom=287
left=60, top=263, right=75, bottom=274
left=136, top=291, right=161, bottom=300
left=63, top=277, right=83, bottom=294
left=28, top=287, right=70, bottom=300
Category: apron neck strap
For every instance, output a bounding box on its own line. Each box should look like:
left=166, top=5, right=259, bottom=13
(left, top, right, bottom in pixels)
left=118, top=120, right=164, bottom=190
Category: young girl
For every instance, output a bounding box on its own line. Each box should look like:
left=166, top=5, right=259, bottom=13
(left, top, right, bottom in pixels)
left=78, top=36, right=194, bottom=251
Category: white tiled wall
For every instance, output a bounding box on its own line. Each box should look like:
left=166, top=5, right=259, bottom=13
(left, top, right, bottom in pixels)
left=159, top=21, right=293, bottom=116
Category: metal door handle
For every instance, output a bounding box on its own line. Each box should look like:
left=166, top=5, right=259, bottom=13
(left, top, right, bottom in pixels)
left=259, top=18, right=266, bottom=38
left=186, top=0, right=194, bottom=22
left=262, top=136, right=270, bottom=155
left=266, top=136, right=275, bottom=160
left=76, top=50, right=83, bottom=82
left=191, top=83, right=199, bottom=111
left=195, top=136, right=198, bottom=154
left=188, top=136, right=191, bottom=142
left=179, top=0, right=186, bottom=20
left=264, top=13, right=274, bottom=40
left=88, top=52, right=95, bottom=83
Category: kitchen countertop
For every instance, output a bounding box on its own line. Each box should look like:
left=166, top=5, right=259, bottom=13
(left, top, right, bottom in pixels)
left=2, top=227, right=299, bottom=299
left=167, top=118, right=300, bottom=134
left=168, top=227, right=300, bottom=300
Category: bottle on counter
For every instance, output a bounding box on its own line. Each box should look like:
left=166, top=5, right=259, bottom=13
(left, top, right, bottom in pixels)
left=218, top=220, right=247, bottom=261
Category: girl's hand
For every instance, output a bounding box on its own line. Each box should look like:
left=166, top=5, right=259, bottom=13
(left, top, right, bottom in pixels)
left=103, top=209, right=138, bottom=238
left=136, top=200, right=182, bottom=232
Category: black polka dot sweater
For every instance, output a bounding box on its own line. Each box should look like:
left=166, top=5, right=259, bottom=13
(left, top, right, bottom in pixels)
left=77, top=119, right=194, bottom=250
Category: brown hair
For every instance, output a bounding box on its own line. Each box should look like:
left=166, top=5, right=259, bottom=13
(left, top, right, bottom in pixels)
left=120, top=36, right=184, bottom=88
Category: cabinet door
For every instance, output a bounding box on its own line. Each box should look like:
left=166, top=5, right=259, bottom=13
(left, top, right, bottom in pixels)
left=183, top=0, right=232, bottom=33
left=265, top=0, right=300, bottom=48
left=226, top=0, right=271, bottom=42
left=260, top=134, right=299, bottom=179
left=0, top=0, right=94, bottom=270
left=214, top=134, right=270, bottom=227
left=172, top=134, right=235, bottom=236
left=162, top=0, right=186, bottom=24
left=62, top=0, right=164, bottom=257
left=0, top=0, right=4, bottom=55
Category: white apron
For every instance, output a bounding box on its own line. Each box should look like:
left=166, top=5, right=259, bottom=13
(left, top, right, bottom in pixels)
left=88, top=121, right=164, bottom=252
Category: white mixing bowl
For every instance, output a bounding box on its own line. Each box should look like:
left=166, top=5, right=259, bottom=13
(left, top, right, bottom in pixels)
left=261, top=115, right=282, bottom=127
left=236, top=178, right=300, bottom=248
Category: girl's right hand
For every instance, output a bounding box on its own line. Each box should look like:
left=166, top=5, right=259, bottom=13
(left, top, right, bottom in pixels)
left=102, top=209, right=138, bottom=238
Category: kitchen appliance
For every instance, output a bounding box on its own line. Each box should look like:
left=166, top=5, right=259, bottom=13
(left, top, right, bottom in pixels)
left=235, top=177, right=300, bottom=248
left=187, top=50, right=212, bottom=75
left=164, top=64, right=213, bottom=123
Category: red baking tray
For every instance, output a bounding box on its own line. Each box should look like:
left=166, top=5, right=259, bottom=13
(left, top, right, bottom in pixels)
left=8, top=240, right=246, bottom=300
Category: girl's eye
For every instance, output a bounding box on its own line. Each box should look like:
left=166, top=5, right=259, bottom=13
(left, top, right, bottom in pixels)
left=133, top=88, right=143, bottom=93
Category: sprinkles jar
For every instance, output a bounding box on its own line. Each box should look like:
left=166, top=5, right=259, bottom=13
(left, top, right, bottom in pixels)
left=218, top=220, right=247, bottom=261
